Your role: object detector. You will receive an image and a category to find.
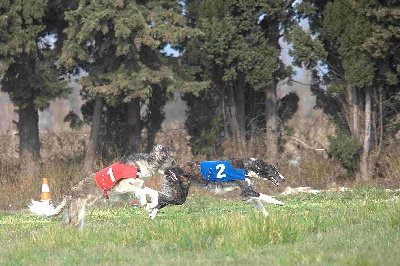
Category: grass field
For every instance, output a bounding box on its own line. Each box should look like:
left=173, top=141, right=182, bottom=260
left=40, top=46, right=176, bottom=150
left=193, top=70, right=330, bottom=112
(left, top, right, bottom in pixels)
left=1, top=187, right=400, bottom=266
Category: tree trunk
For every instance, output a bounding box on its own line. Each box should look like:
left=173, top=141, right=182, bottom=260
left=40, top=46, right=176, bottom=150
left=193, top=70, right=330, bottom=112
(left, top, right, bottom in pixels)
left=360, top=87, right=371, bottom=181
left=262, top=15, right=280, bottom=162
left=348, top=85, right=360, bottom=137
left=221, top=82, right=228, bottom=136
left=265, top=84, right=279, bottom=162
left=127, top=98, right=141, bottom=153
left=226, top=85, right=238, bottom=139
left=18, top=101, right=40, bottom=156
left=235, top=72, right=246, bottom=140
left=18, top=100, right=40, bottom=176
left=83, top=95, right=103, bottom=174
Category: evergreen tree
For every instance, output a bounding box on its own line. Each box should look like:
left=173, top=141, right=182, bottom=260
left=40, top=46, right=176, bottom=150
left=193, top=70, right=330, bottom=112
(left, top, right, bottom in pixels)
left=59, top=0, right=193, bottom=169
left=0, top=0, right=71, bottom=169
left=182, top=0, right=294, bottom=160
left=289, top=0, right=400, bottom=179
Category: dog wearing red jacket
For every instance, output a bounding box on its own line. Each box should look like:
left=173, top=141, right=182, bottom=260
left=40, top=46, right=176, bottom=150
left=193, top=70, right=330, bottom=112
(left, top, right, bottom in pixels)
left=28, top=144, right=173, bottom=228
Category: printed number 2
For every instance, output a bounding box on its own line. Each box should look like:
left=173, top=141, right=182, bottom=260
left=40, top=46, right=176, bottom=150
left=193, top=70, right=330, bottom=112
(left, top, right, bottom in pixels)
left=216, top=164, right=226, bottom=179
left=107, top=167, right=116, bottom=182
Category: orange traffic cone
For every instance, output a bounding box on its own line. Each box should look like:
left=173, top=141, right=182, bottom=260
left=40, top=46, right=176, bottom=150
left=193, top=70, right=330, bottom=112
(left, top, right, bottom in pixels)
left=40, top=178, right=53, bottom=206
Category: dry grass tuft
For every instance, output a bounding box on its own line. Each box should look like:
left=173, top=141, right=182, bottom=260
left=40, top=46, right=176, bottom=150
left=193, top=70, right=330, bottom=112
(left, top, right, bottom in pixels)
left=155, top=122, right=193, bottom=164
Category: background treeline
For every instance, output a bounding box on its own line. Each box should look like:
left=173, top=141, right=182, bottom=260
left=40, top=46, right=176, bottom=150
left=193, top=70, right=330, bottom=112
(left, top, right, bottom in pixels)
left=0, top=0, right=399, bottom=183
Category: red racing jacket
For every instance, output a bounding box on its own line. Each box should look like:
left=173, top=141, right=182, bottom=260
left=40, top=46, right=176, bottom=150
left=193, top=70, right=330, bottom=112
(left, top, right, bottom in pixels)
left=95, top=162, right=138, bottom=198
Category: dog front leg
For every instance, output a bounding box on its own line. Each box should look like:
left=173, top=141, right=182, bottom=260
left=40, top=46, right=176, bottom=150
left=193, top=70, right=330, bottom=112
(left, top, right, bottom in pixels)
left=132, top=188, right=148, bottom=207
left=113, top=179, right=149, bottom=206
left=148, top=208, right=159, bottom=220
left=258, top=193, right=284, bottom=206
left=142, top=186, right=159, bottom=210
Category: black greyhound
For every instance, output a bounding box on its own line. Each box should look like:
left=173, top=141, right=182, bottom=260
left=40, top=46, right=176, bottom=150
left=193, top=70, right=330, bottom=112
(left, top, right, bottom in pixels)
left=148, top=158, right=285, bottom=219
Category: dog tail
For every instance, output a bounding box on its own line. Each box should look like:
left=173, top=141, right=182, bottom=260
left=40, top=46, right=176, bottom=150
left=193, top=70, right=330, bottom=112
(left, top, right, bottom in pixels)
left=28, top=195, right=69, bottom=217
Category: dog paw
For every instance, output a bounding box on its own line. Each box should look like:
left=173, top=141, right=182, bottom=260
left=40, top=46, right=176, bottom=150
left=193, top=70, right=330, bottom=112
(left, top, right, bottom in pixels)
left=148, top=209, right=158, bottom=220
left=145, top=203, right=153, bottom=212
left=146, top=199, right=159, bottom=210
left=276, top=201, right=284, bottom=206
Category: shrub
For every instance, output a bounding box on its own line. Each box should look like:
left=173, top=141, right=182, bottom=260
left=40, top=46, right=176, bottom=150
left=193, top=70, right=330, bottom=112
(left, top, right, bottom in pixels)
left=328, top=130, right=361, bottom=174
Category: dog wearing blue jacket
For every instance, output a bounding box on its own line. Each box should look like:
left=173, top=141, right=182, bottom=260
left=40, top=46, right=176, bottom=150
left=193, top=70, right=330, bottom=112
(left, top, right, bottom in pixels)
left=148, top=158, right=285, bottom=219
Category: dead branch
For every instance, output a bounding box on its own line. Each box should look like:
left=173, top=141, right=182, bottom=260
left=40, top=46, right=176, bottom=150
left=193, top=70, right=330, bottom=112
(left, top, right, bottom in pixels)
left=289, top=136, right=327, bottom=151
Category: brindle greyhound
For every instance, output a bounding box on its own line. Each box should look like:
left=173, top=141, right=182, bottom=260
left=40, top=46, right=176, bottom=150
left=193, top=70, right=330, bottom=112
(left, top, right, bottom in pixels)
left=28, top=144, right=174, bottom=228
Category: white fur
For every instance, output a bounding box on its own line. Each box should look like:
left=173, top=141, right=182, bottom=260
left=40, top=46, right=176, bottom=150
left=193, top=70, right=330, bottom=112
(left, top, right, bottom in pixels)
left=135, top=161, right=152, bottom=178
left=28, top=200, right=54, bottom=216
left=244, top=177, right=253, bottom=186
left=258, top=193, right=284, bottom=206
left=143, top=187, right=159, bottom=209
left=251, top=199, right=269, bottom=216
left=247, top=194, right=284, bottom=217
left=109, top=178, right=158, bottom=207
left=77, top=205, right=86, bottom=229
left=245, top=170, right=258, bottom=178
left=149, top=208, right=159, bottom=220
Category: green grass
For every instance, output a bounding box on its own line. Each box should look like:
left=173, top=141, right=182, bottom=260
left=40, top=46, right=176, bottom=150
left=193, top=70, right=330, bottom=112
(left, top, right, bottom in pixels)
left=1, top=187, right=400, bottom=265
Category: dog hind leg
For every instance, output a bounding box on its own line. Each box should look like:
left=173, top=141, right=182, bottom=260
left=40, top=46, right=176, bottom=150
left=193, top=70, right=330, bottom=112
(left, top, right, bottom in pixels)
left=251, top=199, right=269, bottom=216
left=249, top=194, right=283, bottom=216
left=68, top=197, right=87, bottom=228
left=62, top=212, right=70, bottom=225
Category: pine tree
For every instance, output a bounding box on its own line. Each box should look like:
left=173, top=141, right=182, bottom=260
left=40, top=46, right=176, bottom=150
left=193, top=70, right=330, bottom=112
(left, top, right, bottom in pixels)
left=182, top=0, right=294, bottom=160
left=59, top=0, right=193, bottom=169
left=289, top=0, right=400, bottom=179
left=0, top=0, right=71, bottom=171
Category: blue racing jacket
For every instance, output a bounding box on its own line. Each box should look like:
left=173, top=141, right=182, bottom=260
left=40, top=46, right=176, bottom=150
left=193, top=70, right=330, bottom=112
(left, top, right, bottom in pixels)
left=200, top=161, right=245, bottom=185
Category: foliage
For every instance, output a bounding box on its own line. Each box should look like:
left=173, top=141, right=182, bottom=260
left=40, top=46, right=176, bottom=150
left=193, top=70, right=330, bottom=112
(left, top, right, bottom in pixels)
left=328, top=130, right=361, bottom=174
left=277, top=92, right=299, bottom=152
left=183, top=89, right=223, bottom=157
left=64, top=111, right=85, bottom=130
left=287, top=25, right=328, bottom=69
left=60, top=0, right=193, bottom=100
left=0, top=0, right=72, bottom=107
left=0, top=0, right=73, bottom=156
left=57, top=0, right=197, bottom=155
left=1, top=0, right=399, bottom=177
left=278, top=92, right=300, bottom=123
left=182, top=0, right=295, bottom=155
left=323, top=0, right=375, bottom=88
left=289, top=0, right=400, bottom=179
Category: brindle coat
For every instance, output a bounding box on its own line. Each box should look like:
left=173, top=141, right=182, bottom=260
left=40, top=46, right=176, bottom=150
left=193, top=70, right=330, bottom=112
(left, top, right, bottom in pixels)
left=28, top=144, right=174, bottom=228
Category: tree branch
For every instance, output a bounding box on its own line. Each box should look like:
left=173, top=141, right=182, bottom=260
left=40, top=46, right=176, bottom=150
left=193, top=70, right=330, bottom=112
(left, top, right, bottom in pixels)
left=289, top=136, right=327, bottom=151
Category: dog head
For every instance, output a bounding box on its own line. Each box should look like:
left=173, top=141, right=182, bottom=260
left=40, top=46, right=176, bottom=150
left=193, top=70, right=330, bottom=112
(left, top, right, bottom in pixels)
left=164, top=165, right=185, bottom=182
left=151, top=144, right=171, bottom=163
left=164, top=165, right=195, bottom=190
left=244, top=158, right=285, bottom=186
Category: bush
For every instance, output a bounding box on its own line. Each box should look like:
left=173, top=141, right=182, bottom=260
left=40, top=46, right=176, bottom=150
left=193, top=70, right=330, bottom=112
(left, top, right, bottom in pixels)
left=328, top=130, right=361, bottom=174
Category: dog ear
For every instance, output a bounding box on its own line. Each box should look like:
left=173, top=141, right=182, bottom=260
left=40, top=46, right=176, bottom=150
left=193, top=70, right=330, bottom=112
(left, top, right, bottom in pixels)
left=167, top=169, right=178, bottom=181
